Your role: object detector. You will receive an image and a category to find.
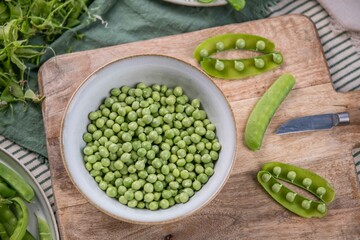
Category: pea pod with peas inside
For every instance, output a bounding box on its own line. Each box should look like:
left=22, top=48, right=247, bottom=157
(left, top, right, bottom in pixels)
left=194, top=33, right=284, bottom=79
left=262, top=162, right=335, bottom=203
left=200, top=52, right=283, bottom=80
left=194, top=33, right=276, bottom=62
left=257, top=170, right=328, bottom=218
left=9, top=197, right=29, bottom=240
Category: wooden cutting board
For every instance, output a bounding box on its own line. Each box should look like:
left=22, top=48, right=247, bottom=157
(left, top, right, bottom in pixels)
left=38, top=15, right=360, bottom=239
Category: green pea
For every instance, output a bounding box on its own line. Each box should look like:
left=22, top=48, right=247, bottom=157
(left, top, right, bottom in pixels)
left=192, top=180, right=202, bottom=191
left=200, top=49, right=208, bottom=58
left=316, top=187, right=326, bottom=197
left=256, top=40, right=266, bottom=51
left=149, top=201, right=159, bottom=210
left=179, top=192, right=189, bottom=203
left=271, top=183, right=282, bottom=193
left=302, top=178, right=312, bottom=189
left=144, top=193, right=154, bottom=203
left=169, top=181, right=180, bottom=190
left=272, top=53, right=283, bottom=64
left=99, top=181, right=107, bottom=190
left=124, top=190, right=134, bottom=201
left=261, top=172, right=271, bottom=183
left=287, top=171, right=296, bottom=182
left=106, top=186, right=117, bottom=198
left=317, top=204, right=326, bottom=213
left=301, top=200, right=311, bottom=210
left=254, top=58, right=265, bottom=69
left=285, top=192, right=296, bottom=203
left=114, top=160, right=124, bottom=170
left=104, top=172, right=114, bottom=182
left=131, top=180, right=142, bottom=190
left=154, top=181, right=164, bottom=192
left=118, top=196, right=128, bottom=205
left=245, top=74, right=296, bottom=151
left=215, top=60, right=224, bottom=71
left=159, top=199, right=170, bottom=209
left=127, top=199, right=138, bottom=208
left=144, top=183, right=154, bottom=193
left=273, top=166, right=281, bottom=176
left=234, top=61, right=245, bottom=71
left=236, top=38, right=246, bottom=49
left=197, top=173, right=208, bottom=184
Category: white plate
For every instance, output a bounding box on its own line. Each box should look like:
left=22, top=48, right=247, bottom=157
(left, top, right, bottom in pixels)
left=163, top=0, right=227, bottom=7
left=0, top=149, right=59, bottom=239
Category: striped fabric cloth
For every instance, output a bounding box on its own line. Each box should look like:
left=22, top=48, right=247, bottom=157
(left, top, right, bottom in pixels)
left=0, top=0, right=359, bottom=211
left=0, top=135, right=55, bottom=210
left=269, top=0, right=360, bottom=92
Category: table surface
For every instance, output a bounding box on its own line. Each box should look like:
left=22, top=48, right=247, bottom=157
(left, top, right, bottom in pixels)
left=2, top=1, right=360, bottom=239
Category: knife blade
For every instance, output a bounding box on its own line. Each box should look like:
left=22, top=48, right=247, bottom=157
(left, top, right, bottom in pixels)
left=276, top=112, right=350, bottom=135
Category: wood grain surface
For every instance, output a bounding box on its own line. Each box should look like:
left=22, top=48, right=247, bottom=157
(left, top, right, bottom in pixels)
left=38, top=15, right=360, bottom=239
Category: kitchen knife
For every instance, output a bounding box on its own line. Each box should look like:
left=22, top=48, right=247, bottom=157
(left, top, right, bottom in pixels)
left=276, top=110, right=360, bottom=135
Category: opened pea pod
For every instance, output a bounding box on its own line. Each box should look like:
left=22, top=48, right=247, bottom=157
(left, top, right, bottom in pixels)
left=257, top=162, right=335, bottom=218
left=200, top=52, right=283, bottom=80
left=194, top=33, right=276, bottom=62
left=257, top=170, right=327, bottom=218
left=262, top=162, right=335, bottom=203
left=193, top=33, right=284, bottom=79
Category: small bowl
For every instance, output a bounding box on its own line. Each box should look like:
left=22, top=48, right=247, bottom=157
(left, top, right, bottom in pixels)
left=61, top=55, right=237, bottom=224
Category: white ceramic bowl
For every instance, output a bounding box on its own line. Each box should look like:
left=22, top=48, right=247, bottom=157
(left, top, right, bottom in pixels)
left=61, top=55, right=236, bottom=224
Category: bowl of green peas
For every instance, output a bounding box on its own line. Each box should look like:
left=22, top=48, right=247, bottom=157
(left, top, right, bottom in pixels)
left=61, top=55, right=237, bottom=224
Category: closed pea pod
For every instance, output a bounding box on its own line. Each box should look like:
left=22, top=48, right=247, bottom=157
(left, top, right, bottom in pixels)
left=9, top=197, right=28, bottom=240
left=0, top=181, right=16, bottom=198
left=261, top=162, right=335, bottom=203
left=0, top=163, right=34, bottom=202
left=245, top=74, right=295, bottom=151
left=257, top=171, right=327, bottom=218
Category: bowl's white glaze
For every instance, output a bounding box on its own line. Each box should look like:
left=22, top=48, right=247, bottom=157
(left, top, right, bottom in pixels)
left=61, top=55, right=236, bottom=224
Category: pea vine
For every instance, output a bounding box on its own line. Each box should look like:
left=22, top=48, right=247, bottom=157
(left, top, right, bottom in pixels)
left=0, top=0, right=91, bottom=110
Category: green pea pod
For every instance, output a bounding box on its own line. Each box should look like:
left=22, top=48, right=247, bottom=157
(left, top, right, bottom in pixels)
left=0, top=182, right=17, bottom=198
left=228, top=0, right=246, bottom=11
left=245, top=73, right=295, bottom=151
left=9, top=197, right=28, bottom=240
left=36, top=215, right=52, bottom=240
left=0, top=203, right=35, bottom=240
left=257, top=170, right=327, bottom=218
left=200, top=52, right=283, bottom=79
left=0, top=203, right=17, bottom=235
left=262, top=162, right=335, bottom=203
left=194, top=33, right=275, bottom=62
left=0, top=222, right=9, bottom=240
left=0, top=163, right=34, bottom=202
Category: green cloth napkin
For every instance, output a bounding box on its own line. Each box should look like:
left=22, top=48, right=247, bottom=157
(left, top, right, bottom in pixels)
left=0, top=0, right=280, bottom=157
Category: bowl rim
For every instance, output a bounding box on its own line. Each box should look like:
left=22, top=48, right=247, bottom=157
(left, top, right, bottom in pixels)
left=59, top=54, right=237, bottom=225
